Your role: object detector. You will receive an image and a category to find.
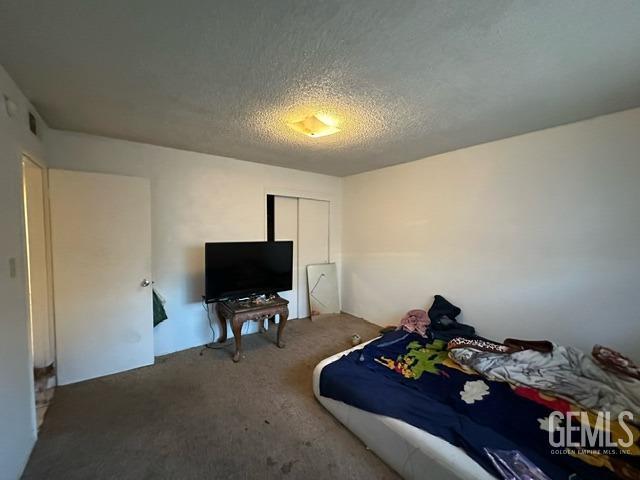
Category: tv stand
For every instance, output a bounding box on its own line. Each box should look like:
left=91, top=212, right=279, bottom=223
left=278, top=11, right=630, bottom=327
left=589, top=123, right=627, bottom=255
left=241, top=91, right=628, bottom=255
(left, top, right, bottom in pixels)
left=215, top=294, right=289, bottom=362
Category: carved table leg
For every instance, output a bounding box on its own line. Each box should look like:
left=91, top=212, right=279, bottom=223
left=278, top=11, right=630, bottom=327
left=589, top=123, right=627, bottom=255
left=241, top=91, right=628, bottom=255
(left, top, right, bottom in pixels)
left=231, top=317, right=243, bottom=362
left=276, top=308, right=289, bottom=349
left=215, top=303, right=228, bottom=344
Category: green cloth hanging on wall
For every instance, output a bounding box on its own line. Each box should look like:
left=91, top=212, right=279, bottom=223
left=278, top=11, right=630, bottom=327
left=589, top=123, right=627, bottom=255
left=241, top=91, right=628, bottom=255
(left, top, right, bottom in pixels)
left=153, top=288, right=168, bottom=327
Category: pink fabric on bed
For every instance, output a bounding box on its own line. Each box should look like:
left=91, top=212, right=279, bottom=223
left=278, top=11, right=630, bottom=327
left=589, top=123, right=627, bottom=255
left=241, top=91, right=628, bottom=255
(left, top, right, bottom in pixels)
left=398, top=309, right=430, bottom=337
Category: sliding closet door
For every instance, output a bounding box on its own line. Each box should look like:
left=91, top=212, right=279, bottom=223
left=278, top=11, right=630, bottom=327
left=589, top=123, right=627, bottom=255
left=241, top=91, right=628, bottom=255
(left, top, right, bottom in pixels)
left=271, top=196, right=330, bottom=319
left=274, top=196, right=299, bottom=319
left=297, top=199, right=329, bottom=318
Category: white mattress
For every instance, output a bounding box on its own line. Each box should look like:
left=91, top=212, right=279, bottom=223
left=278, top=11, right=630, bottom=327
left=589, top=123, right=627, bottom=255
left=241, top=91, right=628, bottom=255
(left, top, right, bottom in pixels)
left=313, top=340, right=495, bottom=480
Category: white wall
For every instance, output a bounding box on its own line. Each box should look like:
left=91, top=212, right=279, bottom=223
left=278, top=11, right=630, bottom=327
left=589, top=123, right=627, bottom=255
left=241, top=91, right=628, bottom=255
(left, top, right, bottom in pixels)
left=342, top=108, right=640, bottom=357
left=45, top=130, right=342, bottom=356
left=0, top=65, right=48, bottom=480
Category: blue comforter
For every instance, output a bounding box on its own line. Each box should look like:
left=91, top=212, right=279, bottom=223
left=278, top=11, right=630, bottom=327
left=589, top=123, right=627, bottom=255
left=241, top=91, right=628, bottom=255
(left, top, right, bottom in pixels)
left=319, top=330, right=624, bottom=480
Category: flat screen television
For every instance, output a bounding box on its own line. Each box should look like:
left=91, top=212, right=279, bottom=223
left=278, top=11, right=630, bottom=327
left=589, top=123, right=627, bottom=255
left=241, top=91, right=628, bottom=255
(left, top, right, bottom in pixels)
left=204, top=241, right=293, bottom=302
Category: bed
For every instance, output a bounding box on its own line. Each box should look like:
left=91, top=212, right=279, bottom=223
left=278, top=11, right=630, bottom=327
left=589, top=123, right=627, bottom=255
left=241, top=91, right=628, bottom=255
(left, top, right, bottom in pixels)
left=313, top=330, right=633, bottom=480
left=312, top=339, right=494, bottom=480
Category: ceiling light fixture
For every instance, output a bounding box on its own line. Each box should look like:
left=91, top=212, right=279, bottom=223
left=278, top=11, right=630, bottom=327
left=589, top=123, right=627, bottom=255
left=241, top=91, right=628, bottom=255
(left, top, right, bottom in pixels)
left=287, top=113, right=340, bottom=138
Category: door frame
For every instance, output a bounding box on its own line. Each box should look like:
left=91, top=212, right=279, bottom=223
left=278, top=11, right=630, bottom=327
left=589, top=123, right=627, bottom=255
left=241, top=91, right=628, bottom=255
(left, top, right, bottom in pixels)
left=20, top=153, right=55, bottom=436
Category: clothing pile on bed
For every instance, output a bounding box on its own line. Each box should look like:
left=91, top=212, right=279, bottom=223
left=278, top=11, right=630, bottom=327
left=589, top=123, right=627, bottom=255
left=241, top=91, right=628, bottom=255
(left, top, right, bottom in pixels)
left=320, top=295, right=640, bottom=480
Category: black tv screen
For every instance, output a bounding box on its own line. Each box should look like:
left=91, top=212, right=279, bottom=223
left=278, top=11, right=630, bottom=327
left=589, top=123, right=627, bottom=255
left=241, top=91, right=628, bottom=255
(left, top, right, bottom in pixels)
left=205, top=241, right=293, bottom=302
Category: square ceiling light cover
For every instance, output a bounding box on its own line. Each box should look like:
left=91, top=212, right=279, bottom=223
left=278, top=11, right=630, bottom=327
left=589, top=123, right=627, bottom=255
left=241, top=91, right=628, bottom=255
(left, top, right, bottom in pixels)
left=287, top=113, right=340, bottom=138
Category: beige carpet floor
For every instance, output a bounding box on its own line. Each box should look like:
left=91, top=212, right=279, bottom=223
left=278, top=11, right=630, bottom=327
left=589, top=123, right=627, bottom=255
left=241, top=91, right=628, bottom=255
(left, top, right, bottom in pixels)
left=23, top=314, right=400, bottom=479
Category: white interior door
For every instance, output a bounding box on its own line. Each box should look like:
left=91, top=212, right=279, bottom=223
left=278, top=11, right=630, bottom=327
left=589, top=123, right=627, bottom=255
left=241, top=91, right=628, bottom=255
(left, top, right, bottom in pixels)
left=22, top=157, right=54, bottom=368
left=49, top=170, right=153, bottom=385
left=297, top=199, right=330, bottom=318
left=274, top=196, right=299, bottom=319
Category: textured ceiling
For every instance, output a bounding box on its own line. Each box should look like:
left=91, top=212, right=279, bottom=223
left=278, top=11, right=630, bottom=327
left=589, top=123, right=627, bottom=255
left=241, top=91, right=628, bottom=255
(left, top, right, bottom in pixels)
left=1, top=1, right=640, bottom=176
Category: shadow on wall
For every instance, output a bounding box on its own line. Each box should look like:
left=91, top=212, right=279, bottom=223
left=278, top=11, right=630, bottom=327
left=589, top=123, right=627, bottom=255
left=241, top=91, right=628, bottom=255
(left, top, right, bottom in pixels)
left=186, top=244, right=206, bottom=304
left=184, top=244, right=230, bottom=343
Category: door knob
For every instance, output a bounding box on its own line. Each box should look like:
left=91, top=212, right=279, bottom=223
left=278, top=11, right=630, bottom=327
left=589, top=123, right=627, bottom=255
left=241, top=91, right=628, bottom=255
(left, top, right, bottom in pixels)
left=141, top=279, right=151, bottom=287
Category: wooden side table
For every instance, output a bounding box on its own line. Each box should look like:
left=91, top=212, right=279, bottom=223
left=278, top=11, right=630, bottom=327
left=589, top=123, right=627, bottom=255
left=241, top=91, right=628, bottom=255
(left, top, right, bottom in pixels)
left=215, top=295, right=289, bottom=362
